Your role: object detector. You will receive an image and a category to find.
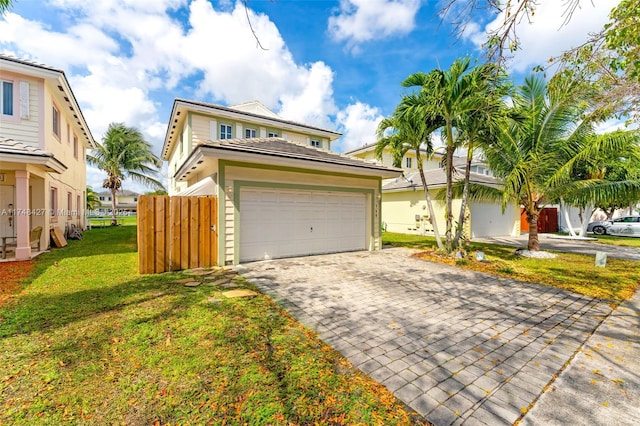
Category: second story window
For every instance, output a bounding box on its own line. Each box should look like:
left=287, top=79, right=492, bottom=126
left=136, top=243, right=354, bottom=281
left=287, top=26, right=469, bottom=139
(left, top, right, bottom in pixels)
left=405, top=157, right=412, bottom=168
left=220, top=124, right=232, bottom=140
left=268, top=132, right=278, bottom=138
left=245, top=128, right=256, bottom=138
left=1, top=81, right=13, bottom=116
left=52, top=105, right=61, bottom=138
left=311, top=140, right=321, bottom=148
left=73, top=135, right=78, bottom=159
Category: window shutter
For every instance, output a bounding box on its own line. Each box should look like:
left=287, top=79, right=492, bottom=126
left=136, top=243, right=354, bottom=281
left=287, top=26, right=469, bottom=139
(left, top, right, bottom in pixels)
left=19, top=81, right=29, bottom=119
left=209, top=120, right=217, bottom=139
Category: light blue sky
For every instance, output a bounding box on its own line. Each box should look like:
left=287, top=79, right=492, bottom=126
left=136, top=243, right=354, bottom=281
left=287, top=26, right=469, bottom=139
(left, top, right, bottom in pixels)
left=0, top=0, right=617, bottom=192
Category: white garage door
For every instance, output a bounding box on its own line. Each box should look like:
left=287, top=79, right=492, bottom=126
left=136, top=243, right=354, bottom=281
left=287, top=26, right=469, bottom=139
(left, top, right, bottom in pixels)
left=469, top=201, right=516, bottom=238
left=240, top=188, right=367, bottom=262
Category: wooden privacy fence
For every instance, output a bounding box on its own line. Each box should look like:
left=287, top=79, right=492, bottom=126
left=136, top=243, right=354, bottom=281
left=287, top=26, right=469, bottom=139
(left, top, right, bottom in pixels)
left=137, top=195, right=218, bottom=274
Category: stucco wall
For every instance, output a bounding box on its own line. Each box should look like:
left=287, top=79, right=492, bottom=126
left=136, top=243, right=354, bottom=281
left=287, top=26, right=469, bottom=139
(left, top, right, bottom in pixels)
left=381, top=189, right=461, bottom=236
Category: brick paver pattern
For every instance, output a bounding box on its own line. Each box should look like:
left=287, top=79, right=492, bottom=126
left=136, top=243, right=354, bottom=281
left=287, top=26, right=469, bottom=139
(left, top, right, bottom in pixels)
left=240, top=248, right=611, bottom=425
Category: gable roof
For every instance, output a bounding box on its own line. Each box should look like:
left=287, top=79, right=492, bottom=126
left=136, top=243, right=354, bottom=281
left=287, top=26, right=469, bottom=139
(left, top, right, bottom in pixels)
left=383, top=168, right=501, bottom=192
left=175, top=137, right=401, bottom=181
left=162, top=98, right=342, bottom=160
left=0, top=137, right=67, bottom=173
left=229, top=100, right=280, bottom=119
left=344, top=143, right=445, bottom=159
left=0, top=55, right=96, bottom=148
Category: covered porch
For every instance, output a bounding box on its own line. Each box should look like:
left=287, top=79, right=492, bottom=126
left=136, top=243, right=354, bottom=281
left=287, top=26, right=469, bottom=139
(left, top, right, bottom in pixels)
left=0, top=138, right=66, bottom=261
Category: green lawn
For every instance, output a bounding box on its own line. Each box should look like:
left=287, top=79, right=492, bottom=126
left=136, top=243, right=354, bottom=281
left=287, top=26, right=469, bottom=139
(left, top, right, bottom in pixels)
left=383, top=232, right=640, bottom=302
left=0, top=226, right=418, bottom=425
left=87, top=215, right=137, bottom=227
left=591, top=234, right=640, bottom=248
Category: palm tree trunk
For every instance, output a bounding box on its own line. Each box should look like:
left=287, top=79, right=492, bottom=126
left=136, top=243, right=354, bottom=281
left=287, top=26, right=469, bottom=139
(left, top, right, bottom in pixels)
left=110, top=187, right=118, bottom=226
left=578, top=203, right=595, bottom=237
left=527, top=211, right=540, bottom=251
left=417, top=166, right=444, bottom=251
left=560, top=198, right=577, bottom=237
left=453, top=146, right=473, bottom=248
left=445, top=120, right=455, bottom=252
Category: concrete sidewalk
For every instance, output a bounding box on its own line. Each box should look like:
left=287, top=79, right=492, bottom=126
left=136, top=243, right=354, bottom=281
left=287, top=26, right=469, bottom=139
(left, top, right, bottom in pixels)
left=521, top=287, right=640, bottom=425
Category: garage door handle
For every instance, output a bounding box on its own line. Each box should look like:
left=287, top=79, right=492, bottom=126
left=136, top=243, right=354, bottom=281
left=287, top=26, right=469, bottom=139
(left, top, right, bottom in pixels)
left=310, top=226, right=313, bottom=232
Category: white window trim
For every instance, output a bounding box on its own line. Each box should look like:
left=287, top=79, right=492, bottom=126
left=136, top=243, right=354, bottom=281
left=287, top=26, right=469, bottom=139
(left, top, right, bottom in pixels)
left=1, top=80, right=14, bottom=116
left=220, top=124, right=233, bottom=140
left=245, top=128, right=257, bottom=138
left=52, top=104, right=61, bottom=139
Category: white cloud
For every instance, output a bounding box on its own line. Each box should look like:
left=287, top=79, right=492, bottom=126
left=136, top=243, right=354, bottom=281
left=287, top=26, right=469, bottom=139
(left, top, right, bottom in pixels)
left=1, top=0, right=353, bottom=192
left=278, top=62, right=338, bottom=128
left=465, top=0, right=621, bottom=73
left=0, top=12, right=119, bottom=67
left=334, top=102, right=385, bottom=153
left=328, top=0, right=421, bottom=50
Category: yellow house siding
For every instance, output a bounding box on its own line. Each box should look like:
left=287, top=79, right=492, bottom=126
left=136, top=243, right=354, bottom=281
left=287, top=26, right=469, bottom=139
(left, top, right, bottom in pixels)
left=189, top=112, right=330, bottom=149
left=382, top=189, right=461, bottom=236
left=0, top=73, right=41, bottom=147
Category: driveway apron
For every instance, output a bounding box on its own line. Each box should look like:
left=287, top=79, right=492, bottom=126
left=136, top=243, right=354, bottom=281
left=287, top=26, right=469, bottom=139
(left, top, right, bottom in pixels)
left=239, top=248, right=612, bottom=425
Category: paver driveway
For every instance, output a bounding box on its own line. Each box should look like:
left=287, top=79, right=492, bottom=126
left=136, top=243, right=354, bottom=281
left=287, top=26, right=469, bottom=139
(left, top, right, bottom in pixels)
left=239, top=248, right=612, bottom=425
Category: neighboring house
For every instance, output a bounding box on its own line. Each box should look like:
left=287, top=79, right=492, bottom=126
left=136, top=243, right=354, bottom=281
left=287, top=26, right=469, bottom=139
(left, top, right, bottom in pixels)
left=162, top=99, right=400, bottom=265
left=345, top=144, right=520, bottom=238
left=0, top=55, right=95, bottom=260
left=96, top=189, right=139, bottom=214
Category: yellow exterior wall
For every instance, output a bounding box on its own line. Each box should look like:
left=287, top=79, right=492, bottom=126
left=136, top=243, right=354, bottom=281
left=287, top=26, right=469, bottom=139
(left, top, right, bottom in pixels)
left=382, top=189, right=463, bottom=236
left=167, top=111, right=334, bottom=195
left=0, top=72, right=41, bottom=147
left=0, top=68, right=90, bottom=250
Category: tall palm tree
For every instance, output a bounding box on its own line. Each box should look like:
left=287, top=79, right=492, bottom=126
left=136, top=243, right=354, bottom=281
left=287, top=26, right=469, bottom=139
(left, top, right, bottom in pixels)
left=483, top=75, right=640, bottom=251
left=376, top=92, right=445, bottom=250
left=87, top=122, right=164, bottom=225
left=402, top=57, right=504, bottom=252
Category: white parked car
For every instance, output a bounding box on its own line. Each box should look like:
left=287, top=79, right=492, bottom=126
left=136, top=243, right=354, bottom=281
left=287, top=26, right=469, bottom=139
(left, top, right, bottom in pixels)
left=587, top=216, right=640, bottom=237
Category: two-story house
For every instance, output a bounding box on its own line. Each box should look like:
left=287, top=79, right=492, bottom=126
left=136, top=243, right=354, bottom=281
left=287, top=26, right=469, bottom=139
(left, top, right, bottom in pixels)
left=162, top=99, right=400, bottom=265
left=345, top=144, right=520, bottom=238
left=0, top=55, right=95, bottom=260
left=96, top=189, right=139, bottom=214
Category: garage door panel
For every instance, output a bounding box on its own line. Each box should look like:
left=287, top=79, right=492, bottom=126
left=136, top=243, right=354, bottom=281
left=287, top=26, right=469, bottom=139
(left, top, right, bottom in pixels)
left=240, top=188, right=366, bottom=262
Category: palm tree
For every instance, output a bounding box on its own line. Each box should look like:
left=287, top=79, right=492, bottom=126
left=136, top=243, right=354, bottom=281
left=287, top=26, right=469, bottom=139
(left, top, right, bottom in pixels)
left=375, top=92, right=445, bottom=250
left=402, top=57, right=504, bottom=252
left=86, top=186, right=100, bottom=211
left=0, top=0, right=12, bottom=14
left=483, top=75, right=640, bottom=251
left=87, top=122, right=164, bottom=225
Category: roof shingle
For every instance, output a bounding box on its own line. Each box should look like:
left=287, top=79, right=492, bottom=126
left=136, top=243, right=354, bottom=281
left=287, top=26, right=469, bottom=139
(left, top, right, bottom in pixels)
left=198, top=137, right=401, bottom=174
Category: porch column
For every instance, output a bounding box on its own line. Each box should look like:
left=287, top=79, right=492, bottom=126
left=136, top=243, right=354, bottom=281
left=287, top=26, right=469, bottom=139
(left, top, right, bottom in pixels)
left=14, top=170, right=31, bottom=260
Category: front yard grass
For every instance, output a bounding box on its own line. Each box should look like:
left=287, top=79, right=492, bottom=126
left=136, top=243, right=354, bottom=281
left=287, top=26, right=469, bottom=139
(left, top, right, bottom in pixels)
left=383, top=232, right=639, bottom=303
left=0, top=226, right=418, bottom=425
left=591, top=234, right=640, bottom=248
